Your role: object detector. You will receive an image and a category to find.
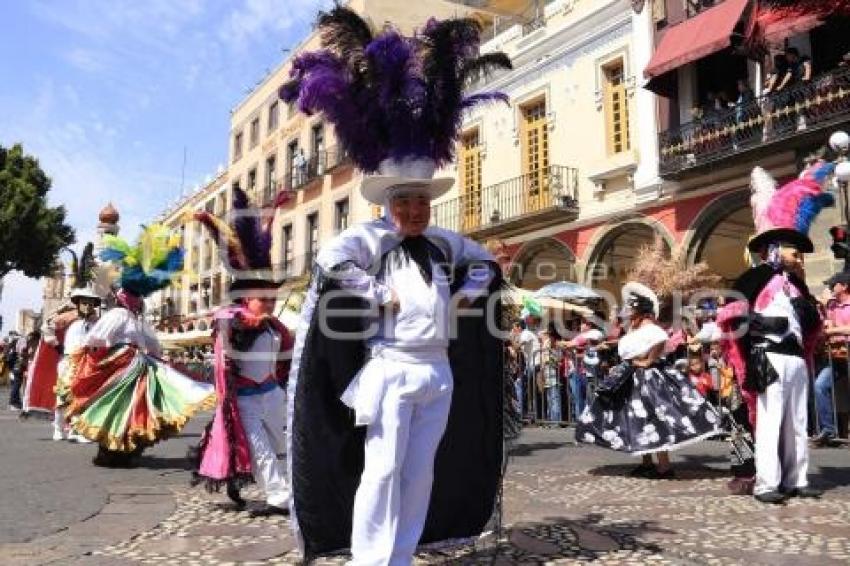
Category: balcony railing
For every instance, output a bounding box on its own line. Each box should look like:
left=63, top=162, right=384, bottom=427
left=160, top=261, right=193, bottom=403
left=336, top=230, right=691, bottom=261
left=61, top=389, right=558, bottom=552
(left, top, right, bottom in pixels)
left=282, top=145, right=353, bottom=192
left=658, top=67, right=850, bottom=176
left=431, top=165, right=579, bottom=235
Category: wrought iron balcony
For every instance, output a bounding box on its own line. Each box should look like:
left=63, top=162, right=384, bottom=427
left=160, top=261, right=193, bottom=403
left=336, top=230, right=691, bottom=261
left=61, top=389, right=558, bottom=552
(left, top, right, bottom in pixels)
left=431, top=165, right=579, bottom=238
left=280, top=145, right=352, bottom=193
left=659, top=67, right=850, bottom=177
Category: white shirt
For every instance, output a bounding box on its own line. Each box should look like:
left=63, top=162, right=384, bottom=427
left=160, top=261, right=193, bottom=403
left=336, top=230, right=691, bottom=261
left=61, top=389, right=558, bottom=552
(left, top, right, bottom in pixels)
left=237, top=328, right=282, bottom=382
left=85, top=308, right=161, bottom=356
left=366, top=257, right=452, bottom=352
left=64, top=318, right=96, bottom=357
left=519, top=328, right=540, bottom=363
left=755, top=284, right=802, bottom=345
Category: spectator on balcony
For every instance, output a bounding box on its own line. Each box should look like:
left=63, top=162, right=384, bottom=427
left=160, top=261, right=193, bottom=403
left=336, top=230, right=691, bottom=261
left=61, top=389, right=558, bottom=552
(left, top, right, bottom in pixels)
left=785, top=47, right=813, bottom=85
left=781, top=47, right=813, bottom=130
left=293, top=148, right=307, bottom=187
left=762, top=54, right=790, bottom=140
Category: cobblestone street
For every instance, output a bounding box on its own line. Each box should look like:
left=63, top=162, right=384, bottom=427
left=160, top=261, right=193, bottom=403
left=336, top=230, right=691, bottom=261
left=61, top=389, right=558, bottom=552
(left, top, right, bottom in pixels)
left=4, top=398, right=850, bottom=565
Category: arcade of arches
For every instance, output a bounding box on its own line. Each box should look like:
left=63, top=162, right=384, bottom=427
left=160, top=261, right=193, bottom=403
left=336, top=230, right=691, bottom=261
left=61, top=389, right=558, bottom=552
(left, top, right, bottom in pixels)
left=508, top=192, right=755, bottom=299
left=586, top=223, right=670, bottom=299
left=511, top=240, right=575, bottom=291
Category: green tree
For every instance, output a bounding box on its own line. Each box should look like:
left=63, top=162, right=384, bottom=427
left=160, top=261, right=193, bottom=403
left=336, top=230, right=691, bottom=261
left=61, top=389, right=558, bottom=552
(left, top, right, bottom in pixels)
left=0, top=143, right=75, bottom=279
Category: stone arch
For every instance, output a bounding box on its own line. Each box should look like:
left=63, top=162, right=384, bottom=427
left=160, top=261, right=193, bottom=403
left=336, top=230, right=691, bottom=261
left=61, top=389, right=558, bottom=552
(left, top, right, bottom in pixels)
left=582, top=219, right=674, bottom=299
left=510, top=237, right=577, bottom=290
left=681, top=190, right=753, bottom=287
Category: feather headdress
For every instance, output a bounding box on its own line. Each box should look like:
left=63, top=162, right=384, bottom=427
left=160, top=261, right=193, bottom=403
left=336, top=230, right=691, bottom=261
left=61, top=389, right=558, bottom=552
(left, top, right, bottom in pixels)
left=99, top=224, right=184, bottom=298
left=193, top=187, right=292, bottom=291
left=747, top=163, right=835, bottom=253
left=65, top=242, right=96, bottom=289
left=280, top=7, right=512, bottom=176
left=65, top=242, right=102, bottom=302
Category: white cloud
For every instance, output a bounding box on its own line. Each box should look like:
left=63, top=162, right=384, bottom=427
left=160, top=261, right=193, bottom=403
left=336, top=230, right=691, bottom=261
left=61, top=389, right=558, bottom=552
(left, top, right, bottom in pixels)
left=63, top=47, right=108, bottom=73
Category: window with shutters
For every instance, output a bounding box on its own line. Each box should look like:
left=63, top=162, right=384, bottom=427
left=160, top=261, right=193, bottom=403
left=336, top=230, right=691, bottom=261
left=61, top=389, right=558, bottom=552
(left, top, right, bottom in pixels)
left=335, top=198, right=349, bottom=233
left=232, top=132, right=243, bottom=162
left=268, top=101, right=279, bottom=133
left=265, top=155, right=276, bottom=203
left=520, top=99, right=549, bottom=213
left=250, top=118, right=260, bottom=148
left=306, top=213, right=319, bottom=273
left=603, top=59, right=631, bottom=155
left=282, top=224, right=293, bottom=277
left=459, top=129, right=482, bottom=231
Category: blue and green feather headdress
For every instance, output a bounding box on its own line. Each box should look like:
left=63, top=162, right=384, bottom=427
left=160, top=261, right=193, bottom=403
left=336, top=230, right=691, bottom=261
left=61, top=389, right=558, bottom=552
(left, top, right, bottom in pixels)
left=99, top=224, right=185, bottom=298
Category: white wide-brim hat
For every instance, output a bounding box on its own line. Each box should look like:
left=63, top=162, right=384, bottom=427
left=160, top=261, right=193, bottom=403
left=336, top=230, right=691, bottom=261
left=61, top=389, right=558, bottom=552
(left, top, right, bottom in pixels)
left=360, top=157, right=454, bottom=205
left=70, top=285, right=102, bottom=303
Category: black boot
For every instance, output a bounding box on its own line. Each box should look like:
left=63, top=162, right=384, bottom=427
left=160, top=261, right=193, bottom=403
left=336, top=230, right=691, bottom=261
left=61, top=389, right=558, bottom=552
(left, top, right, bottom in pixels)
left=227, top=480, right=246, bottom=510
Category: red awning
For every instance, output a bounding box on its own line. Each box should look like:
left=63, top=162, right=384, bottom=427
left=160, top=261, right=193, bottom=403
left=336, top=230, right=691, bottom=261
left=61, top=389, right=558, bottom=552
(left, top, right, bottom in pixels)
left=644, top=0, right=751, bottom=80
left=757, top=11, right=823, bottom=46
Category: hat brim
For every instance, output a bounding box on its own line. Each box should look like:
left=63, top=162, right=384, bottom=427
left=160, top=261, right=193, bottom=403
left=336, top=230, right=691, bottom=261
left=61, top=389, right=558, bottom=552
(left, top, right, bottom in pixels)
left=70, top=290, right=102, bottom=303
left=360, top=176, right=454, bottom=205
left=825, top=272, right=850, bottom=288
left=748, top=229, right=813, bottom=253
left=229, top=279, right=285, bottom=293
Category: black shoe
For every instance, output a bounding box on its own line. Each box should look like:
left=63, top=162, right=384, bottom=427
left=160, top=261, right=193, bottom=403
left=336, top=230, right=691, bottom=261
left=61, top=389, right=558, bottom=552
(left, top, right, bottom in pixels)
left=249, top=504, right=289, bottom=518
left=628, top=463, right=655, bottom=478
left=754, top=491, right=787, bottom=504
left=788, top=486, right=822, bottom=499
left=226, top=481, right=246, bottom=510
left=811, top=431, right=836, bottom=447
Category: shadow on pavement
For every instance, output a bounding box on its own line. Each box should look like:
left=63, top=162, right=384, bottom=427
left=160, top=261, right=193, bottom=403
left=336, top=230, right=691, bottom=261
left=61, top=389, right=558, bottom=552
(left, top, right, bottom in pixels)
left=509, top=442, right=567, bottom=458
left=134, top=454, right=193, bottom=471
left=808, top=465, right=850, bottom=493
left=586, top=463, right=728, bottom=481
left=437, top=513, right=674, bottom=563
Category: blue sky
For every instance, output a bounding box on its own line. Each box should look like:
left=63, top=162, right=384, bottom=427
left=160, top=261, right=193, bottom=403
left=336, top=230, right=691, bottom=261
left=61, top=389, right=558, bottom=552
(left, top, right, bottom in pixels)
left=0, top=0, right=330, bottom=334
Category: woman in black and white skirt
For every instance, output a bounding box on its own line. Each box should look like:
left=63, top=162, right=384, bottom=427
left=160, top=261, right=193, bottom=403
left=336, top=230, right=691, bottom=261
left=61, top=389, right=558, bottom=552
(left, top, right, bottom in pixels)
left=577, top=282, right=721, bottom=479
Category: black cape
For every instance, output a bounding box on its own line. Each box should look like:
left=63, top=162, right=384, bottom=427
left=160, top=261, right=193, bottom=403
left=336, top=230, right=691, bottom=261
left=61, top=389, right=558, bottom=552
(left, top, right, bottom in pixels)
left=290, top=263, right=505, bottom=559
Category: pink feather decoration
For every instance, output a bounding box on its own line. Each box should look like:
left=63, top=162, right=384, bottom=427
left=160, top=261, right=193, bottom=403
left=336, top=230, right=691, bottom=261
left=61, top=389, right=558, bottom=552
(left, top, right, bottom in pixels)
left=764, top=178, right=821, bottom=230
left=749, top=167, right=776, bottom=234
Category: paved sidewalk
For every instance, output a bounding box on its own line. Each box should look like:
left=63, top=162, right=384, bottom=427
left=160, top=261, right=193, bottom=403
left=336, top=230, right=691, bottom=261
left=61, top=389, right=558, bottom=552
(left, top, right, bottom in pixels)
left=3, top=387, right=850, bottom=565
left=94, top=429, right=850, bottom=565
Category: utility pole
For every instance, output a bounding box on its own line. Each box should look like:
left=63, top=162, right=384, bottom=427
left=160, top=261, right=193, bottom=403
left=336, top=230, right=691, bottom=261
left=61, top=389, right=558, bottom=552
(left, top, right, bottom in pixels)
left=180, top=146, right=188, bottom=197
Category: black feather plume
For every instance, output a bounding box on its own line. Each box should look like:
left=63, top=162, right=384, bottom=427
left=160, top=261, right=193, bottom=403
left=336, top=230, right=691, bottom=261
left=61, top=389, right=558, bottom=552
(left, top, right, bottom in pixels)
left=316, top=6, right=374, bottom=73
left=461, top=52, right=512, bottom=84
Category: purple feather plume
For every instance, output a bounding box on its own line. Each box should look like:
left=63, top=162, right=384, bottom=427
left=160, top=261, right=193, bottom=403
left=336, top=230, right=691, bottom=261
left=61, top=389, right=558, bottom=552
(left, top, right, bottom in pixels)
left=232, top=187, right=272, bottom=270
left=279, top=7, right=512, bottom=173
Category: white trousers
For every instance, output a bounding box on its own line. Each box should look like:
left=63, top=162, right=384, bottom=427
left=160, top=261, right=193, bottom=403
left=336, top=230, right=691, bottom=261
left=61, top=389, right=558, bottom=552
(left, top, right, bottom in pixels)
left=237, top=385, right=290, bottom=507
left=350, top=358, right=453, bottom=566
left=754, top=353, right=810, bottom=495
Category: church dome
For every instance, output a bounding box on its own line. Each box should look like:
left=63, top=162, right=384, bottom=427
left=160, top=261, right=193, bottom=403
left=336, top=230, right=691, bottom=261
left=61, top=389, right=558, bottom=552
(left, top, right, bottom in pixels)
left=99, top=202, right=120, bottom=224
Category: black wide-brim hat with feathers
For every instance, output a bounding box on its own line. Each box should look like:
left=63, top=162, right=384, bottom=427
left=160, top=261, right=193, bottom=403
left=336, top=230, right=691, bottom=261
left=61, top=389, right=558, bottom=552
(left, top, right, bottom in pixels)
left=279, top=7, right=512, bottom=203
left=747, top=228, right=814, bottom=254
left=194, top=188, right=292, bottom=295
left=66, top=243, right=103, bottom=303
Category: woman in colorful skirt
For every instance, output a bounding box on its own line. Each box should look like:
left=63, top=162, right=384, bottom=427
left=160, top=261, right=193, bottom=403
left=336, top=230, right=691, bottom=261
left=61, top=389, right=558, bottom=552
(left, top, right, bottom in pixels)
left=577, top=282, right=721, bottom=479
left=62, top=224, right=215, bottom=467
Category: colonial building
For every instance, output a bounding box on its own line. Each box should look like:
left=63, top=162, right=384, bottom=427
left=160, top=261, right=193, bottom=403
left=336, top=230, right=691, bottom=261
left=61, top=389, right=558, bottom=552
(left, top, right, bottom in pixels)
left=639, top=0, right=849, bottom=289
left=148, top=170, right=229, bottom=334
left=439, top=0, right=850, bottom=299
